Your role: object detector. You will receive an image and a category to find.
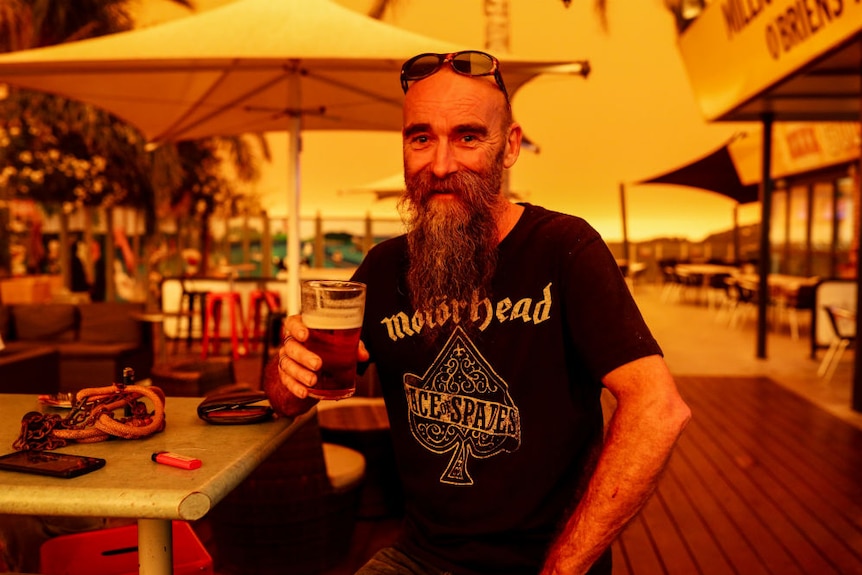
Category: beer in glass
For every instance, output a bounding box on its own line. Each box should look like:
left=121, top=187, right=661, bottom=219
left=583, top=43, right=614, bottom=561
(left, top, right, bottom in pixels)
left=301, top=280, right=366, bottom=400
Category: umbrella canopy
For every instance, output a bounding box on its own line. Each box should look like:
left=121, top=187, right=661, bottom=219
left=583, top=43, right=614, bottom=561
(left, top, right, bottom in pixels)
left=0, top=0, right=589, bottom=143
left=341, top=171, right=531, bottom=204
left=635, top=134, right=759, bottom=205
left=0, top=0, right=589, bottom=312
left=341, top=173, right=407, bottom=202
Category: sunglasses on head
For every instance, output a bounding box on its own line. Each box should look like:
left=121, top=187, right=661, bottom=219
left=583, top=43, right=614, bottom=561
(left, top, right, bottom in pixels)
left=400, top=50, right=510, bottom=103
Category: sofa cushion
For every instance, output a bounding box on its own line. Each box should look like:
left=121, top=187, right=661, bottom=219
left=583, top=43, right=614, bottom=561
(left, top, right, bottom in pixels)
left=53, top=342, right=141, bottom=358
left=78, top=302, right=144, bottom=345
left=13, top=303, right=77, bottom=342
left=0, top=343, right=61, bottom=394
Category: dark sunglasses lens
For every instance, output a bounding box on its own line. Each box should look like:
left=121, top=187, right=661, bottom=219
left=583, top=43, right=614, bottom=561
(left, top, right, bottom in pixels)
left=451, top=52, right=494, bottom=75
left=405, top=55, right=444, bottom=80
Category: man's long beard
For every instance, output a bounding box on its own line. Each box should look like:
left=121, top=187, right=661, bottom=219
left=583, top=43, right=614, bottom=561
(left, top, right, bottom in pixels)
left=398, top=154, right=506, bottom=329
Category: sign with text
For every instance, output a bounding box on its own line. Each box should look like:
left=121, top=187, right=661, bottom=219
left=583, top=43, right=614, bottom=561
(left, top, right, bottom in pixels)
left=729, top=122, right=860, bottom=183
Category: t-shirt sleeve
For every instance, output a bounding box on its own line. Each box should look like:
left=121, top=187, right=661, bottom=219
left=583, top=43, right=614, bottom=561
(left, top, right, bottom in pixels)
left=559, top=225, right=662, bottom=380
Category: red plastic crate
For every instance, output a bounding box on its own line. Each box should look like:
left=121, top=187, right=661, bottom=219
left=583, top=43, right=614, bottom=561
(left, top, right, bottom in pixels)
left=39, top=521, right=213, bottom=575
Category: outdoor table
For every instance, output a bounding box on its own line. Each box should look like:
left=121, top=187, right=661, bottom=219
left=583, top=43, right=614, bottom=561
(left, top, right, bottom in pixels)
left=674, top=263, right=739, bottom=282
left=673, top=263, right=739, bottom=305
left=731, top=272, right=819, bottom=292
left=0, top=393, right=315, bottom=575
left=730, top=273, right=820, bottom=309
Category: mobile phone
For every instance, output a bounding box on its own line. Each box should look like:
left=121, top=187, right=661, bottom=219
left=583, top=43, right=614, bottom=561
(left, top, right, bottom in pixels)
left=0, top=450, right=106, bottom=479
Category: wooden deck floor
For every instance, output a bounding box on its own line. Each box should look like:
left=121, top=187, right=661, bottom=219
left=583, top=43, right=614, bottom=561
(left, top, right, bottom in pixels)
left=614, top=376, right=862, bottom=575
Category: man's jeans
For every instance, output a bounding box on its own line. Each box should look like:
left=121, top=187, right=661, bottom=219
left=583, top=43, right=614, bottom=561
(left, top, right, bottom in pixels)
left=355, top=544, right=613, bottom=575
left=356, top=546, right=454, bottom=575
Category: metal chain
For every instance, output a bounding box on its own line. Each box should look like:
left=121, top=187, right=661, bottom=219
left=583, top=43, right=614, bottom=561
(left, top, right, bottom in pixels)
left=13, top=412, right=67, bottom=451
left=65, top=394, right=118, bottom=428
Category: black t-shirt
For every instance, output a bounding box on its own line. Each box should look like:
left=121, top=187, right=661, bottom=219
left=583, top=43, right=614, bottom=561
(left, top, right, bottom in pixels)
left=352, top=203, right=661, bottom=575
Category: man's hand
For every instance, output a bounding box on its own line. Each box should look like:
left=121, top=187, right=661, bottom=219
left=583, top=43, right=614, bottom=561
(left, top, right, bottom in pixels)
left=277, top=314, right=321, bottom=399
left=263, top=314, right=369, bottom=416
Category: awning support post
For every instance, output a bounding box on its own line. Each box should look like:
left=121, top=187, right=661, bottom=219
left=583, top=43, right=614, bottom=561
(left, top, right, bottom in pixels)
left=756, top=113, right=774, bottom=360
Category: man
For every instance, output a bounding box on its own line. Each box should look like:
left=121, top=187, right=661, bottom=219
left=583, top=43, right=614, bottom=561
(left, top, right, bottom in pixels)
left=267, top=50, right=691, bottom=575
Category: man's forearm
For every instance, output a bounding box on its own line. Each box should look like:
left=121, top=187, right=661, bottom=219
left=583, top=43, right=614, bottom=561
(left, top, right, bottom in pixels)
left=541, top=393, right=690, bottom=575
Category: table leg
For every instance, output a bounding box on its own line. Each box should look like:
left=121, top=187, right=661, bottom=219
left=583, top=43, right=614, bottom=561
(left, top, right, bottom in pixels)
left=138, top=518, right=173, bottom=575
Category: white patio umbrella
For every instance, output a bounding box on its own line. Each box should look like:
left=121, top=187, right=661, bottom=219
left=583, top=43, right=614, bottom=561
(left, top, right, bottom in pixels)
left=341, top=173, right=408, bottom=202
left=341, top=172, right=530, bottom=202
left=0, top=0, right=589, bottom=312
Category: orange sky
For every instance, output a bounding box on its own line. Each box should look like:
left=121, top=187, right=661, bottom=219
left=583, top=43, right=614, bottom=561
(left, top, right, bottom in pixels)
left=133, top=0, right=765, bottom=242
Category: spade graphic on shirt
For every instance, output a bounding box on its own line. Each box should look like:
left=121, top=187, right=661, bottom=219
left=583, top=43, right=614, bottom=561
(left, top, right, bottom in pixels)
left=403, top=327, right=521, bottom=485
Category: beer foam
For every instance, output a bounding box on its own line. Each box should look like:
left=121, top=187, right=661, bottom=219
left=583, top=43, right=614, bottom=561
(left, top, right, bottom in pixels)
left=303, top=310, right=363, bottom=330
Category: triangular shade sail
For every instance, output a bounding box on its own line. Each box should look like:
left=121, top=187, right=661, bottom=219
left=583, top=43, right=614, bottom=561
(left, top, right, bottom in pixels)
left=636, top=136, right=759, bottom=204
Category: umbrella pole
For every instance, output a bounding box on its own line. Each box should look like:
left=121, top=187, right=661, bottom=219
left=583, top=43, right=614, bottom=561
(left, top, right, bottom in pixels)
left=733, top=203, right=740, bottom=262
left=286, top=72, right=302, bottom=315
left=619, top=182, right=630, bottom=265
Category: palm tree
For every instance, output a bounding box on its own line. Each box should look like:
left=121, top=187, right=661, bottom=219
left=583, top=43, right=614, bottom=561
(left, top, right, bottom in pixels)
left=663, top=0, right=705, bottom=33
left=366, top=0, right=606, bottom=46
left=0, top=0, right=186, bottom=278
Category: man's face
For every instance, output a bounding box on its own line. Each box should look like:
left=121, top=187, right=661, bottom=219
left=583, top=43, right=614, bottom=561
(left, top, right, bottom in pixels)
left=401, top=67, right=515, bottom=201
left=398, top=68, right=520, bottom=322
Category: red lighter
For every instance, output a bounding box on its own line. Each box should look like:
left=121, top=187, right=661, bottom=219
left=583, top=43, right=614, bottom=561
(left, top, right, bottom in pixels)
left=151, top=451, right=201, bottom=470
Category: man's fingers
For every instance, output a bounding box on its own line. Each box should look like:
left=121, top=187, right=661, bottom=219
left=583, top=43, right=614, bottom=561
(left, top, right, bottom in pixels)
left=284, top=314, right=308, bottom=341
left=278, top=335, right=320, bottom=386
left=358, top=340, right=371, bottom=363
left=277, top=350, right=315, bottom=397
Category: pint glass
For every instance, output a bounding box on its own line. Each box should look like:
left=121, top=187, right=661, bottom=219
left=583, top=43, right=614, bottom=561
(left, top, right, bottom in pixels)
left=300, top=280, right=366, bottom=400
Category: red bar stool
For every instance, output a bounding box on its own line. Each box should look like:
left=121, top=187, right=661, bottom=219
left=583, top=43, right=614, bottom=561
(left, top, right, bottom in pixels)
left=248, top=289, right=282, bottom=351
left=201, top=292, right=249, bottom=360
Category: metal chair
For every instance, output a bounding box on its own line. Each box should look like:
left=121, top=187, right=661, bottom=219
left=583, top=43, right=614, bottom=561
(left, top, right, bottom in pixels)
left=817, top=305, right=856, bottom=383
left=728, top=281, right=759, bottom=328
left=782, top=283, right=816, bottom=340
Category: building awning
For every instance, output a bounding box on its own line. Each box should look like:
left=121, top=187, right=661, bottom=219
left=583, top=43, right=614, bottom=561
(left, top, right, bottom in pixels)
left=677, top=0, right=862, bottom=122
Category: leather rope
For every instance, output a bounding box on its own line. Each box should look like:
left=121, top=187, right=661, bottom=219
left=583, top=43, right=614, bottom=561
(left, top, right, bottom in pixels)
left=13, top=382, right=166, bottom=451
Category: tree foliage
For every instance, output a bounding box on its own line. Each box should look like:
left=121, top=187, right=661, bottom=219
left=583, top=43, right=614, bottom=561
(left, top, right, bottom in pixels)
left=0, top=89, right=156, bottom=210
left=0, top=0, right=262, bottom=226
